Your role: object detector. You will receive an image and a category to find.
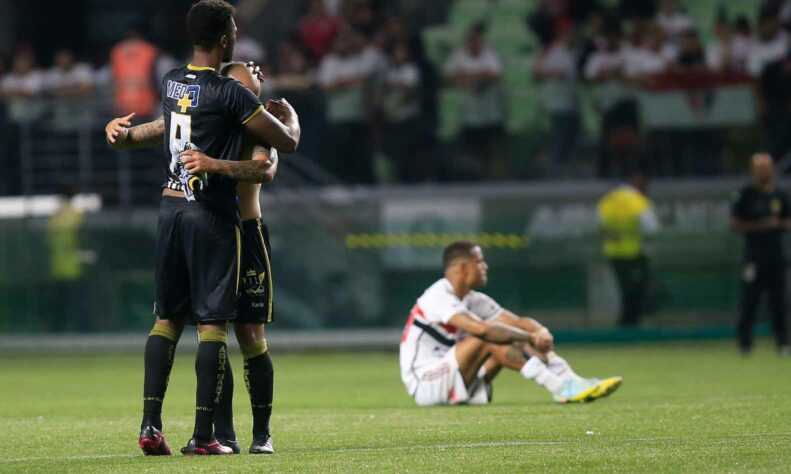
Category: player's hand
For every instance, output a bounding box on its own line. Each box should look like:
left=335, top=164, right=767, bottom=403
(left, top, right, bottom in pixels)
left=180, top=149, right=219, bottom=174
left=533, top=327, right=554, bottom=353
left=245, top=61, right=265, bottom=83
left=265, top=98, right=296, bottom=122
left=105, top=112, right=135, bottom=146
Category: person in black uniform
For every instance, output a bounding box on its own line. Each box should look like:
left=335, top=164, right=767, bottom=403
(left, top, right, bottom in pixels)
left=108, top=0, right=300, bottom=456
left=107, top=60, right=285, bottom=455
left=730, top=153, right=791, bottom=356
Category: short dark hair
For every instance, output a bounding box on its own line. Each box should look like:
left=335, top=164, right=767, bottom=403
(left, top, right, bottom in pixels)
left=186, top=0, right=236, bottom=49
left=443, top=241, right=478, bottom=269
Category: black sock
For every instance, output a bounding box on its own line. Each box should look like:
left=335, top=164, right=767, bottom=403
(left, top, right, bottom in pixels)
left=193, top=331, right=228, bottom=442
left=244, top=350, right=274, bottom=438
left=213, top=355, right=236, bottom=440
left=141, top=324, right=179, bottom=431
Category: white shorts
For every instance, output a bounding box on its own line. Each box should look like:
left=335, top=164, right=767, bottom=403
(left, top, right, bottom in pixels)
left=411, top=346, right=491, bottom=406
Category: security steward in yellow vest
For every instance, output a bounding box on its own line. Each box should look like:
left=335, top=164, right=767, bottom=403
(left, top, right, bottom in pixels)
left=730, top=153, right=790, bottom=356
left=597, top=173, right=660, bottom=327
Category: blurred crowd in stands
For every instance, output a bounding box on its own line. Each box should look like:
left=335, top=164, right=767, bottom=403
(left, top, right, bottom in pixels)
left=1, top=0, right=791, bottom=195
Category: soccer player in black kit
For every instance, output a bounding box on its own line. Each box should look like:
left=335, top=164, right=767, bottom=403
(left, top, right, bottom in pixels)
left=107, top=0, right=300, bottom=456
left=108, top=61, right=283, bottom=455
left=730, top=153, right=791, bottom=356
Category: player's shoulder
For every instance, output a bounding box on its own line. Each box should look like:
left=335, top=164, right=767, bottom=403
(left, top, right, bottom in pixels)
left=418, top=278, right=457, bottom=303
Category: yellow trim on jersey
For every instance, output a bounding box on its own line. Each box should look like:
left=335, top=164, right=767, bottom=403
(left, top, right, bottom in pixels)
left=257, top=222, right=274, bottom=323
left=235, top=225, right=242, bottom=295
left=241, top=104, right=264, bottom=125
left=187, top=64, right=216, bottom=71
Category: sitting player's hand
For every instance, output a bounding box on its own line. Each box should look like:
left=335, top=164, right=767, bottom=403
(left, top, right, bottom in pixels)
left=265, top=98, right=295, bottom=122
left=533, top=327, right=554, bottom=353
left=180, top=149, right=218, bottom=174
left=105, top=112, right=135, bottom=146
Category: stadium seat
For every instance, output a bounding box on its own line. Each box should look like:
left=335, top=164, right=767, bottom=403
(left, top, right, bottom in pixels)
left=422, top=26, right=462, bottom=66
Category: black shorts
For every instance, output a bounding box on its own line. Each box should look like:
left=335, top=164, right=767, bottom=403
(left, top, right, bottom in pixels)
left=153, top=196, right=240, bottom=323
left=238, top=218, right=274, bottom=324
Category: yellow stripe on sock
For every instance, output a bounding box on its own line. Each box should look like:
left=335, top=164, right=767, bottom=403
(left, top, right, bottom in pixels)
left=149, top=323, right=180, bottom=342
left=199, top=330, right=228, bottom=344
left=241, top=339, right=268, bottom=359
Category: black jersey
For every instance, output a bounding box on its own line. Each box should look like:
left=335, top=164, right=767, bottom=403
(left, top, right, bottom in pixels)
left=161, top=64, right=263, bottom=219
left=731, top=184, right=790, bottom=264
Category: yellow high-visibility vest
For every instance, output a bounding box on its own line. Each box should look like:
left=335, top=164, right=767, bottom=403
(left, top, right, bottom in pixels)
left=47, top=205, right=84, bottom=281
left=596, top=186, right=653, bottom=259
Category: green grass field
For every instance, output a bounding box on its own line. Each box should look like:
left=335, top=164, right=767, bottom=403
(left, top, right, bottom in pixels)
left=1, top=340, right=789, bottom=473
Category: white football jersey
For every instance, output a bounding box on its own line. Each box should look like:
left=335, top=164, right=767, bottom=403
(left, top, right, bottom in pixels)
left=399, top=278, right=503, bottom=395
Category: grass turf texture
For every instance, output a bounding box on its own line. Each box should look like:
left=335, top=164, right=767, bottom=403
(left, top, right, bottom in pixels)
left=0, top=340, right=789, bottom=473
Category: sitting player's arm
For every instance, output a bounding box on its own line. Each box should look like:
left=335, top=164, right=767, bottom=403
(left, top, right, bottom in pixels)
left=105, top=113, right=165, bottom=151
left=447, top=312, right=535, bottom=345
left=494, top=310, right=554, bottom=352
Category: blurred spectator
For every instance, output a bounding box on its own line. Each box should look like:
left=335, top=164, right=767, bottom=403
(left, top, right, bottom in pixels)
left=233, top=24, right=266, bottom=64
left=655, top=0, right=692, bottom=40
left=624, top=22, right=672, bottom=79
left=299, top=0, right=340, bottom=62
left=270, top=37, right=321, bottom=163
left=0, top=48, right=46, bottom=196
left=528, top=0, right=571, bottom=46
left=747, top=11, right=788, bottom=78
left=110, top=27, right=159, bottom=118
left=672, top=30, right=706, bottom=72
left=382, top=41, right=423, bottom=182
left=273, top=38, right=316, bottom=93
left=344, top=0, right=380, bottom=38
left=750, top=9, right=791, bottom=158
left=443, top=23, right=505, bottom=178
left=0, top=48, right=45, bottom=124
left=584, top=22, right=640, bottom=177
left=318, top=30, right=374, bottom=183
left=375, top=16, right=408, bottom=53
left=45, top=49, right=95, bottom=131
left=533, top=19, right=580, bottom=172
left=706, top=16, right=752, bottom=73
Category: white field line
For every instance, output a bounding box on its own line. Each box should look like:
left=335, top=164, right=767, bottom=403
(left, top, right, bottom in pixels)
left=2, top=432, right=790, bottom=464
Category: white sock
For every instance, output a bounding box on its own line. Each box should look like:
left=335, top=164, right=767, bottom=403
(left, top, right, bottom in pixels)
left=520, top=357, right=562, bottom=392
left=476, top=365, right=487, bottom=381
left=547, top=355, right=583, bottom=382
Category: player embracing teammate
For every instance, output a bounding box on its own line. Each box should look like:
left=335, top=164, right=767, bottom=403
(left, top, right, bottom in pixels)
left=106, top=0, right=298, bottom=455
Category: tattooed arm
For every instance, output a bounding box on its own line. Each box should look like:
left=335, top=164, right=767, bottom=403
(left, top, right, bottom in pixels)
left=105, top=114, right=165, bottom=150
left=179, top=147, right=277, bottom=183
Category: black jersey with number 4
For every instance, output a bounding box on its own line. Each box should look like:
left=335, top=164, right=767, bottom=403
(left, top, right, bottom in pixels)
left=731, top=185, right=790, bottom=263
left=161, top=64, right=263, bottom=218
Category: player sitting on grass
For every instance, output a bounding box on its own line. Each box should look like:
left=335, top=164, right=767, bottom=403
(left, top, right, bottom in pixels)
left=400, top=241, right=622, bottom=406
